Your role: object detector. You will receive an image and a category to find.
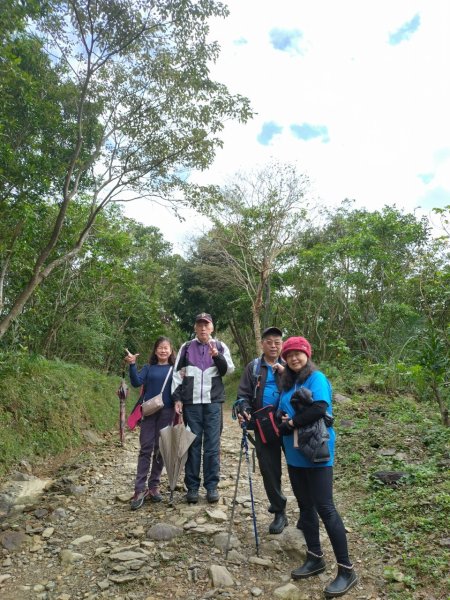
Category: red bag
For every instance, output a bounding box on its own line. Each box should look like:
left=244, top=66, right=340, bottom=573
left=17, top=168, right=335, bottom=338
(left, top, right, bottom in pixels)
left=127, top=402, right=142, bottom=430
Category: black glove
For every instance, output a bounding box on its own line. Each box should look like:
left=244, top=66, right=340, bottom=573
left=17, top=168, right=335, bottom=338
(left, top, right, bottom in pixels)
left=277, top=419, right=294, bottom=436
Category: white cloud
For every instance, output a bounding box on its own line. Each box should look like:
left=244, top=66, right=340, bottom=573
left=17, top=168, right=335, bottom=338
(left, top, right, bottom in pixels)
left=125, top=0, right=450, bottom=250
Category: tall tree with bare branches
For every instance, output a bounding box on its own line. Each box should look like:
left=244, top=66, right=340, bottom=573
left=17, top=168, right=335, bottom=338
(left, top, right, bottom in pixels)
left=205, top=162, right=310, bottom=354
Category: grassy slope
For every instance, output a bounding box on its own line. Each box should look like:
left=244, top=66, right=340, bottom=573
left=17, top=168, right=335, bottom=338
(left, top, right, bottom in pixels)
left=0, top=354, right=137, bottom=477
left=333, top=387, right=449, bottom=599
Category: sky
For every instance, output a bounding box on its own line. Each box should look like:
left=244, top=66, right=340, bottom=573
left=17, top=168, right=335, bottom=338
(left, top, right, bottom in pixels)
left=125, top=0, right=450, bottom=253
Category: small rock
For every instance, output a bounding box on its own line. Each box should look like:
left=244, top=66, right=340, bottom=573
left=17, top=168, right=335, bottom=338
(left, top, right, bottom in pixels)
left=71, top=535, right=93, bottom=546
left=146, top=523, right=183, bottom=541
left=110, top=550, right=147, bottom=562
left=59, top=549, right=83, bottom=565
left=251, top=588, right=263, bottom=597
left=249, top=556, right=273, bottom=567
left=42, top=527, right=55, bottom=539
left=273, top=582, right=308, bottom=599
left=108, top=574, right=138, bottom=583
left=205, top=508, right=228, bottom=522
left=97, top=579, right=110, bottom=590
left=208, top=564, right=235, bottom=587
left=0, top=574, right=13, bottom=584
left=0, top=530, right=28, bottom=551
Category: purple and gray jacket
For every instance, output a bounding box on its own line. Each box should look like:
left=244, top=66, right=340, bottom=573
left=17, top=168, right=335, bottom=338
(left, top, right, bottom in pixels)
left=171, top=337, right=235, bottom=405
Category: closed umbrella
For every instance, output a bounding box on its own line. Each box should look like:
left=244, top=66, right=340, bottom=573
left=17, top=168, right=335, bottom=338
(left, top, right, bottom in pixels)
left=116, top=370, right=129, bottom=446
left=159, top=417, right=196, bottom=503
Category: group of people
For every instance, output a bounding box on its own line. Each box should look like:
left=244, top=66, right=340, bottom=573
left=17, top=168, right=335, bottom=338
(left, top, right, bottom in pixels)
left=124, top=313, right=357, bottom=598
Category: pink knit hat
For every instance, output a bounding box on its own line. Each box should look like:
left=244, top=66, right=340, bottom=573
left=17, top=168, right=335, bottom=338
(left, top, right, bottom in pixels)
left=281, top=336, right=312, bottom=360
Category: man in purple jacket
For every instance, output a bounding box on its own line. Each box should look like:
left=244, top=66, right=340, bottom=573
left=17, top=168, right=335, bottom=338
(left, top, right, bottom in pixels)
left=172, top=313, right=235, bottom=504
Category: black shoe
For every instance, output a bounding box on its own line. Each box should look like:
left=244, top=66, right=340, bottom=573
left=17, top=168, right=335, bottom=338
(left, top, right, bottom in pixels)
left=206, top=488, right=219, bottom=503
left=324, top=564, right=357, bottom=597
left=186, top=489, right=199, bottom=504
left=291, top=552, right=326, bottom=579
left=269, top=511, right=288, bottom=534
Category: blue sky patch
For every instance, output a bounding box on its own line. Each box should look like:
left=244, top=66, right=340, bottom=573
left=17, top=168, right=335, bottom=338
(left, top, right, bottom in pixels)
left=257, top=122, right=283, bottom=145
left=418, top=173, right=434, bottom=185
left=269, top=28, right=303, bottom=52
left=389, top=14, right=421, bottom=45
left=419, top=186, right=450, bottom=209
left=290, top=123, right=329, bottom=143
left=234, top=37, right=248, bottom=46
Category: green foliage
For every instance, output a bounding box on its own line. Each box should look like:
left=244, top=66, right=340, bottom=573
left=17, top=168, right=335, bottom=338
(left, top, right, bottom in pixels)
left=1, top=204, right=182, bottom=373
left=0, top=352, right=136, bottom=476
left=335, top=389, right=450, bottom=598
left=0, top=0, right=252, bottom=340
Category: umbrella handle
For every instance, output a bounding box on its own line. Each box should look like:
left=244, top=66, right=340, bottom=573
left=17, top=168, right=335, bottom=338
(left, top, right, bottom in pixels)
left=174, top=412, right=183, bottom=426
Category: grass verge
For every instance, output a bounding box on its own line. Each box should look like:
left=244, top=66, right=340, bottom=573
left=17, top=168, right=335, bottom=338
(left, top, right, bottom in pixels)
left=0, top=353, right=137, bottom=477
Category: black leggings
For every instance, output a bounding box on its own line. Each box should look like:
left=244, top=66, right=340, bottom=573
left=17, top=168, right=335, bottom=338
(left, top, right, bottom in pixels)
left=287, top=465, right=351, bottom=566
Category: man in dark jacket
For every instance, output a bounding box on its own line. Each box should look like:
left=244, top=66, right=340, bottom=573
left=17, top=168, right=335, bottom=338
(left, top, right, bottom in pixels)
left=236, top=326, right=288, bottom=534
left=172, top=313, right=234, bottom=504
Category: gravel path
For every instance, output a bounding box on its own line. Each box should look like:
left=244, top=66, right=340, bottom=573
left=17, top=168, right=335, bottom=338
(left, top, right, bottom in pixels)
left=0, top=412, right=384, bottom=600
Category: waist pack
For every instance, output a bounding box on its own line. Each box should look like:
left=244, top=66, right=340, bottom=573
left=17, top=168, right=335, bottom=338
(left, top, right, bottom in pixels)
left=252, top=404, right=279, bottom=444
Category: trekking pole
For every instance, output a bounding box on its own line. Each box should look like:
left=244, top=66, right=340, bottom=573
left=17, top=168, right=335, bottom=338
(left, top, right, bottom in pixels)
left=225, top=437, right=244, bottom=560
left=242, top=424, right=260, bottom=556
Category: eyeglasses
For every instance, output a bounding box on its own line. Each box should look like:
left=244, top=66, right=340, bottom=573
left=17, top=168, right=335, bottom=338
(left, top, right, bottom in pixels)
left=263, top=339, right=282, bottom=347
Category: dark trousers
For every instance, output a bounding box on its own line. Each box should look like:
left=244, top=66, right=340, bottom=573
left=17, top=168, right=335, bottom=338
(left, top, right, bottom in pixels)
left=254, top=432, right=286, bottom=513
left=287, top=465, right=351, bottom=565
left=134, top=406, right=174, bottom=492
left=183, top=403, right=221, bottom=491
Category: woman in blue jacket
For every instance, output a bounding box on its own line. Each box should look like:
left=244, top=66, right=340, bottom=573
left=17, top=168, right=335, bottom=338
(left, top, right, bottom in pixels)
left=278, top=336, right=357, bottom=598
left=125, top=336, right=177, bottom=510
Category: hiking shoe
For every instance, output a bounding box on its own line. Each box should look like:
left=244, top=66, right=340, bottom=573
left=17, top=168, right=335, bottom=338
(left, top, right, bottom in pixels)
left=186, top=489, right=199, bottom=504
left=206, top=488, right=219, bottom=503
left=148, top=487, right=163, bottom=503
left=130, top=489, right=149, bottom=511
left=291, top=552, right=326, bottom=579
left=324, top=564, right=357, bottom=597
left=269, top=511, right=288, bottom=534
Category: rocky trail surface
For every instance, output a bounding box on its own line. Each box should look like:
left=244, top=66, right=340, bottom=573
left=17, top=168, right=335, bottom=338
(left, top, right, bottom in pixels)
left=0, top=413, right=384, bottom=600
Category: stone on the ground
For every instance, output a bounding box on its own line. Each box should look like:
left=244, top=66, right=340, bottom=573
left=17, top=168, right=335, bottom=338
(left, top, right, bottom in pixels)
left=0, top=530, right=28, bottom=551
left=60, top=549, right=83, bottom=565
left=273, top=582, right=309, bottom=599
left=208, top=564, right=235, bottom=587
left=146, top=523, right=183, bottom=541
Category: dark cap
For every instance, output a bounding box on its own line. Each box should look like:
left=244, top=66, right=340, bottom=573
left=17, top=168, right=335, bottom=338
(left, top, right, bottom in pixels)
left=195, top=312, right=213, bottom=324
left=261, top=326, right=283, bottom=339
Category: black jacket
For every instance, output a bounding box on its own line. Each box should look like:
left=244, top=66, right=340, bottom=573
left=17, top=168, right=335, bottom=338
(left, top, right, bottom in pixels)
left=236, top=355, right=284, bottom=413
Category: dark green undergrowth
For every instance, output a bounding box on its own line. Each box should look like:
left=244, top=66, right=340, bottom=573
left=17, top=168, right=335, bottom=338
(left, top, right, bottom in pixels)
left=333, top=387, right=450, bottom=599
left=0, top=353, right=137, bottom=477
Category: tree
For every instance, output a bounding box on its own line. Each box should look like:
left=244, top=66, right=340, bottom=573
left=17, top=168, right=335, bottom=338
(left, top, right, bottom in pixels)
left=172, top=237, right=255, bottom=365
left=204, top=162, right=310, bottom=354
left=0, top=0, right=252, bottom=339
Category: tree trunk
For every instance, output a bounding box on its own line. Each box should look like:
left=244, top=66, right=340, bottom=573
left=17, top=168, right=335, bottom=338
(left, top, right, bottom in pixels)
left=432, top=381, right=449, bottom=427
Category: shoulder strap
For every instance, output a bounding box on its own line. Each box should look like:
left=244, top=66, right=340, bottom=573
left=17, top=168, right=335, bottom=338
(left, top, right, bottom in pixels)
left=252, top=358, right=262, bottom=402
left=252, top=357, right=262, bottom=378
left=160, top=367, right=173, bottom=394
